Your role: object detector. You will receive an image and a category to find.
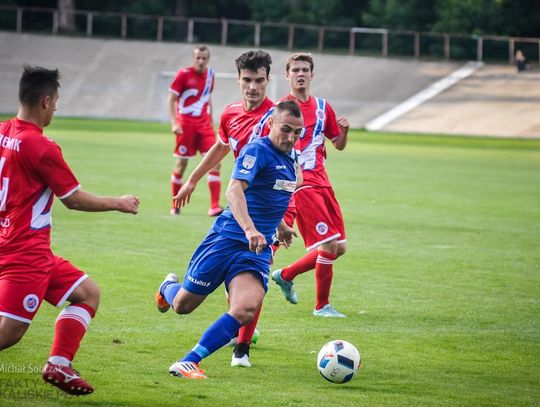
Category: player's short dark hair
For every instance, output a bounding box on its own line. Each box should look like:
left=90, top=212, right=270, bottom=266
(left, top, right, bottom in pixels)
left=235, top=50, right=272, bottom=78
left=274, top=100, right=302, bottom=118
left=194, top=45, right=209, bottom=56
left=286, top=52, right=314, bottom=73
left=19, top=65, right=61, bottom=107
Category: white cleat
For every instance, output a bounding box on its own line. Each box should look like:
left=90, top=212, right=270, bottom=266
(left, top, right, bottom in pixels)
left=312, top=304, right=347, bottom=318
left=231, top=354, right=251, bottom=368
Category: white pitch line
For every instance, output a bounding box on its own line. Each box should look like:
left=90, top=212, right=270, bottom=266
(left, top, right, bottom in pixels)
left=365, top=61, right=484, bottom=131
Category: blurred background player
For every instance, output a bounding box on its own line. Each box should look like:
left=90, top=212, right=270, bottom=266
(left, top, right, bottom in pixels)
left=154, top=101, right=302, bottom=379
left=0, top=66, right=139, bottom=395
left=167, top=45, right=222, bottom=216
left=272, top=53, right=349, bottom=317
left=173, top=50, right=276, bottom=367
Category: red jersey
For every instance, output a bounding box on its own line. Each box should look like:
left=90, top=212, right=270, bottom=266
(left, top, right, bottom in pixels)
left=218, top=98, right=274, bottom=159
left=169, top=67, right=214, bottom=125
left=281, top=95, right=340, bottom=188
left=0, top=118, right=80, bottom=262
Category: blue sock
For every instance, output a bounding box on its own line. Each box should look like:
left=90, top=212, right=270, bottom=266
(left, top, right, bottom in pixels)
left=162, top=282, right=181, bottom=306
left=181, top=313, right=241, bottom=364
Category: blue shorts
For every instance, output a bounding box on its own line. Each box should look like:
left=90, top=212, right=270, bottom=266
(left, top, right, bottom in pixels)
left=182, top=231, right=271, bottom=296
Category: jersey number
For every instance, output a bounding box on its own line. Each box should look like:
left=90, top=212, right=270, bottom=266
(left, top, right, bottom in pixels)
left=0, top=157, right=9, bottom=211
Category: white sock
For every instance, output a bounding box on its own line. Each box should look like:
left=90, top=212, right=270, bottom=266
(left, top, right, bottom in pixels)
left=48, top=355, right=71, bottom=367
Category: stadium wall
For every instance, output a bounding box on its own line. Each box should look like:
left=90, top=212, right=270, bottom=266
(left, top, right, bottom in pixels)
left=0, top=32, right=459, bottom=128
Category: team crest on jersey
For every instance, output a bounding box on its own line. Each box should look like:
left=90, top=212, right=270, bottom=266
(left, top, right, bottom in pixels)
left=317, top=109, right=325, bottom=120
left=242, top=154, right=257, bottom=169
left=23, top=294, right=39, bottom=313
left=316, top=222, right=329, bottom=235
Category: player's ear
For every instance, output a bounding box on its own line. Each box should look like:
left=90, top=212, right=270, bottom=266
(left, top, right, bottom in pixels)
left=268, top=116, right=274, bottom=129
left=41, top=95, right=51, bottom=109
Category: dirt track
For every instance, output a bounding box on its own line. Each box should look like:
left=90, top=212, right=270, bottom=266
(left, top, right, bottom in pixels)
left=383, top=65, right=540, bottom=138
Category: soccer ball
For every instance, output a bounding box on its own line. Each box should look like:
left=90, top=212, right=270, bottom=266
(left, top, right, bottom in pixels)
left=317, top=340, right=361, bottom=384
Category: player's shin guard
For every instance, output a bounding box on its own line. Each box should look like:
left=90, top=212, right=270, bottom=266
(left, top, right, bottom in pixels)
left=207, top=170, right=221, bottom=210
left=237, top=305, right=261, bottom=344
left=315, top=251, right=337, bottom=310
left=181, top=313, right=240, bottom=364
left=280, top=249, right=319, bottom=281
left=49, top=303, right=95, bottom=364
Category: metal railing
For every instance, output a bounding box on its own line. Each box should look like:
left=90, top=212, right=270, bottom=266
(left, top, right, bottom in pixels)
left=1, top=5, right=539, bottom=64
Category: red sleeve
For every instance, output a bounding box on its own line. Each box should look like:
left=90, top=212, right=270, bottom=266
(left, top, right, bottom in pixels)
left=324, top=102, right=340, bottom=141
left=218, top=110, right=230, bottom=145
left=169, top=69, right=184, bottom=96
left=39, top=143, right=80, bottom=198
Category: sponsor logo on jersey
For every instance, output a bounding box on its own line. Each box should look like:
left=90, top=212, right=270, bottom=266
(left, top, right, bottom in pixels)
left=242, top=154, right=257, bottom=169
left=23, top=294, right=39, bottom=313
left=239, top=169, right=250, bottom=174
left=273, top=180, right=296, bottom=193
left=186, top=275, right=211, bottom=287
left=275, top=165, right=286, bottom=170
left=316, top=222, right=329, bottom=235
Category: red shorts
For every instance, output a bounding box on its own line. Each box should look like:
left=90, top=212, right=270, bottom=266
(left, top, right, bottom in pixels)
left=294, top=186, right=346, bottom=251
left=0, top=255, right=87, bottom=324
left=174, top=119, right=216, bottom=158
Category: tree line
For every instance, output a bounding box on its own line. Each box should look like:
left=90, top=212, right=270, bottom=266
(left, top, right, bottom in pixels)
left=3, top=0, right=539, bottom=38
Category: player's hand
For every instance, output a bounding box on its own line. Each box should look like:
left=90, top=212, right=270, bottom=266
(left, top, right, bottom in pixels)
left=173, top=180, right=196, bottom=208
left=337, top=116, right=350, bottom=131
left=172, top=123, right=183, bottom=135
left=117, top=195, right=140, bottom=214
left=246, top=229, right=267, bottom=255
left=276, top=224, right=297, bottom=249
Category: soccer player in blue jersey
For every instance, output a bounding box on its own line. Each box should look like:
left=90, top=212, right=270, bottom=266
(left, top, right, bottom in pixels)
left=154, top=101, right=303, bottom=379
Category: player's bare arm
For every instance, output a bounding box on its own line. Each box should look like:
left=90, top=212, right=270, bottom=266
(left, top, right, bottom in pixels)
left=276, top=220, right=297, bottom=248
left=332, top=116, right=349, bottom=151
left=226, top=179, right=266, bottom=254
left=174, top=141, right=230, bottom=207
left=62, top=190, right=139, bottom=214
left=167, top=92, right=182, bottom=134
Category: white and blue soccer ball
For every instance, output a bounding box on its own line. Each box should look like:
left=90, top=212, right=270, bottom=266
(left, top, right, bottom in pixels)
left=317, top=340, right=361, bottom=384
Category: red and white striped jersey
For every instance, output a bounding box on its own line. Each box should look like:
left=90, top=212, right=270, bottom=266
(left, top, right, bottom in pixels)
left=218, top=97, right=274, bottom=159
left=280, top=94, right=340, bottom=188
left=169, top=67, right=214, bottom=124
left=0, top=118, right=80, bottom=261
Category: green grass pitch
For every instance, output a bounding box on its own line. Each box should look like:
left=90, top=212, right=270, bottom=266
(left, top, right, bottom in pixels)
left=1, top=117, right=539, bottom=406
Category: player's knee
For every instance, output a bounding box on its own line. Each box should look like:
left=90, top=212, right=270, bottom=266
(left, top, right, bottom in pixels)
left=320, top=239, right=338, bottom=254
left=337, top=243, right=347, bottom=258
left=171, top=298, right=194, bottom=315
left=0, top=325, right=26, bottom=351
left=231, top=303, right=259, bottom=325
left=72, top=279, right=100, bottom=311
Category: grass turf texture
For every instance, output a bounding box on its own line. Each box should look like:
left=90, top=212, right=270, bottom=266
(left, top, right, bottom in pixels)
left=0, top=118, right=538, bottom=406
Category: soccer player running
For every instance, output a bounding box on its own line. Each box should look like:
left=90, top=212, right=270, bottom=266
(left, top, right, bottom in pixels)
left=272, top=53, right=349, bottom=318
left=172, top=50, right=276, bottom=368
left=0, top=66, right=139, bottom=395
left=154, top=101, right=303, bottom=379
left=167, top=45, right=222, bottom=216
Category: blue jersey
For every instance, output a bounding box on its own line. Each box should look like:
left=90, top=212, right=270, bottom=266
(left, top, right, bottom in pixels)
left=211, top=137, right=297, bottom=243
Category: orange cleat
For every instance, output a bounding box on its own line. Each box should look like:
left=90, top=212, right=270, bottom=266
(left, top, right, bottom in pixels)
left=155, top=273, right=178, bottom=313
left=169, top=361, right=208, bottom=379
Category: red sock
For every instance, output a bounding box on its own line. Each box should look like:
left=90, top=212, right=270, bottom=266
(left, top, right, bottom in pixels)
left=207, top=170, right=221, bottom=209
left=49, top=303, right=95, bottom=362
left=237, top=305, right=261, bottom=344
left=171, top=172, right=183, bottom=207
left=315, top=251, right=337, bottom=310
left=281, top=250, right=319, bottom=281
